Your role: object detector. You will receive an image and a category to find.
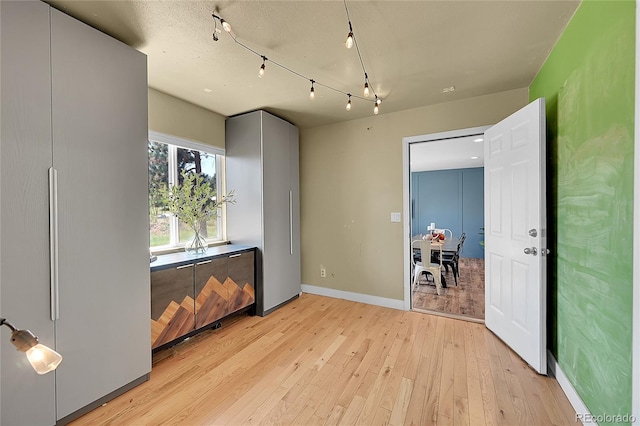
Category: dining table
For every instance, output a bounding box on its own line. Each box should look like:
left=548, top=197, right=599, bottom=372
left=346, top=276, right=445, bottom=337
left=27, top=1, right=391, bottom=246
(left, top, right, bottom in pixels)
left=412, top=234, right=460, bottom=254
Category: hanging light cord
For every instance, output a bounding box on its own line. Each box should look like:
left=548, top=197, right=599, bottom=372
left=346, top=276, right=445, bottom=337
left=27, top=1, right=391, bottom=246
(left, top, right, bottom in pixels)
left=0, top=318, right=17, bottom=332
left=211, top=12, right=380, bottom=105
left=343, top=0, right=378, bottom=100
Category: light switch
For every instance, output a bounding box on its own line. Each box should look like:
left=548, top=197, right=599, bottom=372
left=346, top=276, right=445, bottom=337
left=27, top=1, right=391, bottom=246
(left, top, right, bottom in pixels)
left=390, top=212, right=401, bottom=223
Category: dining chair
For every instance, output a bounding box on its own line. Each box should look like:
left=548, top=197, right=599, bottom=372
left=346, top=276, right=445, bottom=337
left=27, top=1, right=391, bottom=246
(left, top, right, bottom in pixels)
left=442, top=232, right=467, bottom=286
left=441, top=240, right=462, bottom=286
left=411, top=239, right=443, bottom=295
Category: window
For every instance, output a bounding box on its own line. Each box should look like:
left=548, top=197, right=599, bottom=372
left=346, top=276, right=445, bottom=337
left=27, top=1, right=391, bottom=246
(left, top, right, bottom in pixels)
left=148, top=132, right=225, bottom=251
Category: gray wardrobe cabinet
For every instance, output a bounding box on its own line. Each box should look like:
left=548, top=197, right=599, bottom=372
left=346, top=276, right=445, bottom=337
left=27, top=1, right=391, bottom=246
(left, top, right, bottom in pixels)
left=0, top=2, right=150, bottom=424
left=225, top=111, right=301, bottom=316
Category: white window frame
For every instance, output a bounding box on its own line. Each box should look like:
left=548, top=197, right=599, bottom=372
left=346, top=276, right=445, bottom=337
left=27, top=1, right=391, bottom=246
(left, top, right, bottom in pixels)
left=149, top=131, right=226, bottom=251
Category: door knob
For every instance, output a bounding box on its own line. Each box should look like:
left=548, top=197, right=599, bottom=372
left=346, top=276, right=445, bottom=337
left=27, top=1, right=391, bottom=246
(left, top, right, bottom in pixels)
left=528, top=229, right=537, bottom=237
left=524, top=247, right=537, bottom=256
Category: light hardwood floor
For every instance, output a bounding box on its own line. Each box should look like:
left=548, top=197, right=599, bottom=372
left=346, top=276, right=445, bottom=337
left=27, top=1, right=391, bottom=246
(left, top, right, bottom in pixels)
left=71, top=294, right=577, bottom=425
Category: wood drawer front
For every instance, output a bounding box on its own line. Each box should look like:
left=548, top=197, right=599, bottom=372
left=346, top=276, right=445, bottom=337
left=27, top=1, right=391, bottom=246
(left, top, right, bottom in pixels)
left=150, top=265, right=195, bottom=349
left=195, top=257, right=229, bottom=329
left=228, top=251, right=255, bottom=314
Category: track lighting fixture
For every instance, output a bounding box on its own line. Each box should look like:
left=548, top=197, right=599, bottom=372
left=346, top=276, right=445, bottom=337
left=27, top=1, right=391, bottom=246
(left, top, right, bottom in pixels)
left=210, top=9, right=384, bottom=116
left=1, top=317, right=62, bottom=375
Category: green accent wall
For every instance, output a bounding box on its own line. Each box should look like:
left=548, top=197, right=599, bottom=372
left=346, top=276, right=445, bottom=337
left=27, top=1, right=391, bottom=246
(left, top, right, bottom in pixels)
left=529, top=1, right=635, bottom=422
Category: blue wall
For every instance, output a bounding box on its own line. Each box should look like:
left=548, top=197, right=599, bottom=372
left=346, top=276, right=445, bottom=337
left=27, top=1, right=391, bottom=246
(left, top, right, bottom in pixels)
left=411, top=167, right=484, bottom=258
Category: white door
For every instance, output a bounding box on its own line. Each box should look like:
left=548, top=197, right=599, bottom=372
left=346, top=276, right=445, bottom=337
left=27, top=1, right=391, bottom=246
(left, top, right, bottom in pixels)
left=484, top=98, right=547, bottom=374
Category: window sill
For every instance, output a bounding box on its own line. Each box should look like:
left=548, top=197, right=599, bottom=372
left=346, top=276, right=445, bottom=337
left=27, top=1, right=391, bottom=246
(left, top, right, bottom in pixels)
left=150, top=240, right=230, bottom=256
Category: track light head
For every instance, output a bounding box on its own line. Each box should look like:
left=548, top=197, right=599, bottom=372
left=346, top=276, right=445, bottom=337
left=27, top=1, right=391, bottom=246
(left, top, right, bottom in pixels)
left=1, top=318, right=62, bottom=375
left=212, top=13, right=232, bottom=33
left=345, top=31, right=354, bottom=49
left=220, top=18, right=232, bottom=33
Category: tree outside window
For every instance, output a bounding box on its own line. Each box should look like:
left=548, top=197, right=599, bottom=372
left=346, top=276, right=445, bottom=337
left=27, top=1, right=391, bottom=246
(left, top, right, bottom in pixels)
left=148, top=139, right=223, bottom=250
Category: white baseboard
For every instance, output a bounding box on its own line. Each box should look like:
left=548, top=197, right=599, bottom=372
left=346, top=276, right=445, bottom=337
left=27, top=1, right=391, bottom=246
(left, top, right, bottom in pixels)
left=300, top=284, right=405, bottom=310
left=547, top=350, right=595, bottom=425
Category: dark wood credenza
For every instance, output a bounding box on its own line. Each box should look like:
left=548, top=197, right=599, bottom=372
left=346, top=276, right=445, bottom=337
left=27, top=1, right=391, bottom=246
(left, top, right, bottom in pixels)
left=150, top=245, right=256, bottom=351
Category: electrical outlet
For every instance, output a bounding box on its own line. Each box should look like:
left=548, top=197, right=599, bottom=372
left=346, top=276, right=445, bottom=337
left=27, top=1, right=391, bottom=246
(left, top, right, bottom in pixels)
left=320, top=268, right=326, bottom=278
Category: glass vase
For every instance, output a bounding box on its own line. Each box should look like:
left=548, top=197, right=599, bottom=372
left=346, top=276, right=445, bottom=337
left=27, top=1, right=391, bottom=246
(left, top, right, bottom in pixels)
left=185, top=230, right=208, bottom=254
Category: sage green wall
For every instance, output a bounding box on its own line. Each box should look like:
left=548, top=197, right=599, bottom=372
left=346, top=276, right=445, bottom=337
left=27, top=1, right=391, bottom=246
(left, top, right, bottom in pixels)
left=299, top=88, right=528, bottom=300
left=148, top=88, right=225, bottom=148
left=529, top=1, right=635, bottom=421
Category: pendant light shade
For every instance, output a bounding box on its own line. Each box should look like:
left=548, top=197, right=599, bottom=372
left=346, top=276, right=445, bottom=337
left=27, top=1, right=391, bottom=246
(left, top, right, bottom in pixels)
left=25, top=342, right=63, bottom=375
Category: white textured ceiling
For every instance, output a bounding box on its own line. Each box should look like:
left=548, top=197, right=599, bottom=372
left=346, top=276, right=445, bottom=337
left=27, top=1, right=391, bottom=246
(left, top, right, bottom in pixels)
left=46, top=0, right=579, bottom=129
left=410, top=135, right=485, bottom=172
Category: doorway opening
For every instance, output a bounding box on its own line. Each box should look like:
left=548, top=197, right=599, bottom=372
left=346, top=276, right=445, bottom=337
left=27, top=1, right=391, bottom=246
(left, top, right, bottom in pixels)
left=402, top=126, right=489, bottom=322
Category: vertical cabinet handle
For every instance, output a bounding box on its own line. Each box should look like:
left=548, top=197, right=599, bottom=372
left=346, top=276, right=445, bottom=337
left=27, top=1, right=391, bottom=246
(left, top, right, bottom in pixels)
left=49, top=167, right=59, bottom=320
left=289, top=190, right=293, bottom=255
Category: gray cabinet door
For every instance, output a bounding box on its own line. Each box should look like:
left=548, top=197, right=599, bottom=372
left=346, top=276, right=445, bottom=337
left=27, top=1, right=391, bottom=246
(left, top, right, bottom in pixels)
left=261, top=113, right=300, bottom=313
left=288, top=125, right=301, bottom=295
left=0, top=2, right=56, bottom=424
left=225, top=112, right=264, bottom=312
left=50, top=9, right=150, bottom=420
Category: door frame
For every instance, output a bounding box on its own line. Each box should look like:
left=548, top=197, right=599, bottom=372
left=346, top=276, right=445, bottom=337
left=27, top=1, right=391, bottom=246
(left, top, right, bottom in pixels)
left=402, top=125, right=490, bottom=310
